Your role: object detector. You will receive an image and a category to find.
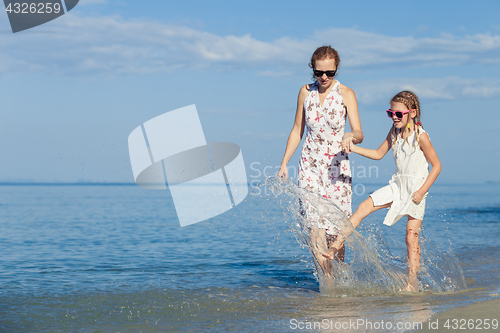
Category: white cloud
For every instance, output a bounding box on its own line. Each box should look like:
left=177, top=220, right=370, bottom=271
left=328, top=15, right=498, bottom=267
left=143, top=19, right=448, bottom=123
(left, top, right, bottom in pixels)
left=2, top=14, right=500, bottom=81
left=313, top=29, right=500, bottom=68
left=0, top=14, right=310, bottom=74
left=256, top=70, right=294, bottom=77
left=78, top=0, right=107, bottom=5
left=354, top=76, right=500, bottom=103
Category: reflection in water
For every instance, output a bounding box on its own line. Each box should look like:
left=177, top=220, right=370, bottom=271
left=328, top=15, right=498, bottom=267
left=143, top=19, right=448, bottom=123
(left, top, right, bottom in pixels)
left=295, top=295, right=435, bottom=333
left=266, top=176, right=466, bottom=296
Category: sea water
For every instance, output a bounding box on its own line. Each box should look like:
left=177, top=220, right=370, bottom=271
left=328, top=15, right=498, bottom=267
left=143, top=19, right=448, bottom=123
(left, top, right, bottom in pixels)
left=265, top=176, right=466, bottom=296
left=0, top=182, right=498, bottom=332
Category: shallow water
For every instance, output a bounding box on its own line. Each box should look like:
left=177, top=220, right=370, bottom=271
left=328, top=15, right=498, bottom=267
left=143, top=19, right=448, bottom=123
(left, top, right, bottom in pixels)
left=265, top=176, right=466, bottom=296
left=0, top=182, right=498, bottom=332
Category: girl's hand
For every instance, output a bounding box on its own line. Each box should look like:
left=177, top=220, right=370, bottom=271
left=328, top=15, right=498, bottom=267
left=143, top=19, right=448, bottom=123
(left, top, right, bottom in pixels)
left=341, top=133, right=355, bottom=154
left=278, top=164, right=288, bottom=179
left=412, top=191, right=424, bottom=204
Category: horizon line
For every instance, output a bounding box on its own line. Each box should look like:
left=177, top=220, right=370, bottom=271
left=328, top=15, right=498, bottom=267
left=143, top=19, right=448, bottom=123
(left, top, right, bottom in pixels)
left=0, top=181, right=498, bottom=186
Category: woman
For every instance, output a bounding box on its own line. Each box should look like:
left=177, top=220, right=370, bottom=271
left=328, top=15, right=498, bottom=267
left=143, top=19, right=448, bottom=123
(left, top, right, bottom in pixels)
left=278, top=46, right=363, bottom=276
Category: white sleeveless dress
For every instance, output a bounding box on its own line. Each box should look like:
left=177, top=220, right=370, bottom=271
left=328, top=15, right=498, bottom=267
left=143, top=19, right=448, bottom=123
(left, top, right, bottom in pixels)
left=297, top=81, right=352, bottom=234
left=370, top=127, right=430, bottom=226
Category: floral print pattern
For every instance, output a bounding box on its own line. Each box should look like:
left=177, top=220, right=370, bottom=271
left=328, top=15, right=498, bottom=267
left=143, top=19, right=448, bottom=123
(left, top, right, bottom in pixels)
left=298, top=81, right=352, bottom=234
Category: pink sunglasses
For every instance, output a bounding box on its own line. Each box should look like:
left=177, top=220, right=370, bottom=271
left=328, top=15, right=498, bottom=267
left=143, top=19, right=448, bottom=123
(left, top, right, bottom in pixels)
left=386, top=109, right=414, bottom=119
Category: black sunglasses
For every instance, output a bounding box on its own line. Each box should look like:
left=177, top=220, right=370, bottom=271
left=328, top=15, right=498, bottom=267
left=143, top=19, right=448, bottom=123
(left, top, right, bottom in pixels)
left=313, top=69, right=337, bottom=78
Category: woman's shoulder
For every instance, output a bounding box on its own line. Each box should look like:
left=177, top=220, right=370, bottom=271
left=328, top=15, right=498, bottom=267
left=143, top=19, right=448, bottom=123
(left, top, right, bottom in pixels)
left=338, top=83, right=357, bottom=107
left=297, top=84, right=313, bottom=103
left=301, top=83, right=316, bottom=91
left=299, top=83, right=315, bottom=96
left=339, top=83, right=356, bottom=98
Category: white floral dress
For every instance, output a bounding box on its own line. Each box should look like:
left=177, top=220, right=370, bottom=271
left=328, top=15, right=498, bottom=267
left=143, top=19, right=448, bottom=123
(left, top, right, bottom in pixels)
left=298, top=81, right=352, bottom=234
left=370, top=127, right=430, bottom=226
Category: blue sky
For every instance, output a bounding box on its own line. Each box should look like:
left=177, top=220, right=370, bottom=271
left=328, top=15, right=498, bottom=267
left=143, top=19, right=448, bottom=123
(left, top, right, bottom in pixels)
left=0, top=0, right=499, bottom=184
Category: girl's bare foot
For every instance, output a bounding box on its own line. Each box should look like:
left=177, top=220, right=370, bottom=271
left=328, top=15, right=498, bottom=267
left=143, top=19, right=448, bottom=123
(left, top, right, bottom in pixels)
left=401, top=276, right=419, bottom=292
left=401, top=283, right=418, bottom=292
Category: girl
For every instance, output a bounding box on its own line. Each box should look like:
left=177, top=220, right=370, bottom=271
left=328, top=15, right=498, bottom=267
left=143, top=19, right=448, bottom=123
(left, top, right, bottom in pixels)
left=325, top=91, right=441, bottom=291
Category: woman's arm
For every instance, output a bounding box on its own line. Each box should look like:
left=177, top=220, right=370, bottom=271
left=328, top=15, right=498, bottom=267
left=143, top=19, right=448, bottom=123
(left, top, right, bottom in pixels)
left=340, top=85, right=363, bottom=153
left=346, top=130, right=392, bottom=160
left=277, top=85, right=308, bottom=179
left=412, top=132, right=441, bottom=204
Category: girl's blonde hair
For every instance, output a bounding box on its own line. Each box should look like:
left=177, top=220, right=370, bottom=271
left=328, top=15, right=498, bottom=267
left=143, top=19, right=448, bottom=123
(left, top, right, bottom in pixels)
left=390, top=91, right=422, bottom=147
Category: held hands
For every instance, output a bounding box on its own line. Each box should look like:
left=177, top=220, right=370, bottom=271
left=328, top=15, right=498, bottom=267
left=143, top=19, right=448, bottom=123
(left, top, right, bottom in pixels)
left=341, top=133, right=356, bottom=154
left=278, top=164, right=288, bottom=179
left=412, top=191, right=424, bottom=204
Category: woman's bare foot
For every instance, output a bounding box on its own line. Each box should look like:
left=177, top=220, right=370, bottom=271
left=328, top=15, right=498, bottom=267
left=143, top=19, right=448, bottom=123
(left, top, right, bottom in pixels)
left=312, top=250, right=334, bottom=278
left=322, top=238, right=344, bottom=260
left=308, top=228, right=334, bottom=277
left=322, top=247, right=337, bottom=260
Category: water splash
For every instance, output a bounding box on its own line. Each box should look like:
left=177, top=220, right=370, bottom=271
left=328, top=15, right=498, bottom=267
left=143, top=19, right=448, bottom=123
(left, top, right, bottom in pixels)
left=265, top=176, right=466, bottom=296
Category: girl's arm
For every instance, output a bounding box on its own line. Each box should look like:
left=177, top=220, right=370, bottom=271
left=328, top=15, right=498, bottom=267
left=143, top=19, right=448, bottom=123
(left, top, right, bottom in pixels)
left=347, top=130, right=392, bottom=160
left=340, top=85, right=363, bottom=153
left=277, top=85, right=308, bottom=179
left=412, top=132, right=441, bottom=204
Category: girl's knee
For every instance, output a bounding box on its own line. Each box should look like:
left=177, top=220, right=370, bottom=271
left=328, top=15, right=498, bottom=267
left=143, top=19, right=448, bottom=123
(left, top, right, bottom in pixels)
left=359, top=197, right=374, bottom=212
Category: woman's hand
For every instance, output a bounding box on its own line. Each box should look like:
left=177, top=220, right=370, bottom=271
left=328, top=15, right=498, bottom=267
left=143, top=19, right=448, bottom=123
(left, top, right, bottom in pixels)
left=278, top=164, right=288, bottom=179
left=412, top=190, right=425, bottom=204
left=341, top=132, right=356, bottom=154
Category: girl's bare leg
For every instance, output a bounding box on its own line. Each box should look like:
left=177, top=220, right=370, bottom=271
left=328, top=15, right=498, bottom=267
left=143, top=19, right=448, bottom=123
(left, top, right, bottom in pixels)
left=404, top=217, right=422, bottom=292
left=323, top=197, right=391, bottom=259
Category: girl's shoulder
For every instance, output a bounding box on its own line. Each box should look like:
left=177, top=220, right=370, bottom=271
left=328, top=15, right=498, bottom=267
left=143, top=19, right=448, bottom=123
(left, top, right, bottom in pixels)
left=416, top=127, right=432, bottom=152
left=417, top=127, right=430, bottom=140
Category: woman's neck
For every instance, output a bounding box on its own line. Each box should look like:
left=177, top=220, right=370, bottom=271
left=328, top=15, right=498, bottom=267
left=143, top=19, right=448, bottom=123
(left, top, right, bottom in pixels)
left=316, top=80, right=335, bottom=94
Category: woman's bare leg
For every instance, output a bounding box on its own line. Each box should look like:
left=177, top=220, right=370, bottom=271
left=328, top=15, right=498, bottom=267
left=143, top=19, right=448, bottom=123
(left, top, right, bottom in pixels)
left=323, top=197, right=391, bottom=259
left=308, top=230, right=346, bottom=278
left=326, top=234, right=345, bottom=262
left=309, top=228, right=333, bottom=277
left=404, top=216, right=422, bottom=292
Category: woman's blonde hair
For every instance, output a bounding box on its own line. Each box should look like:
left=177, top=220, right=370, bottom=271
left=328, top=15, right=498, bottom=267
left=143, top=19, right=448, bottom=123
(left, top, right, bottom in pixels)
left=390, top=91, right=422, bottom=147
